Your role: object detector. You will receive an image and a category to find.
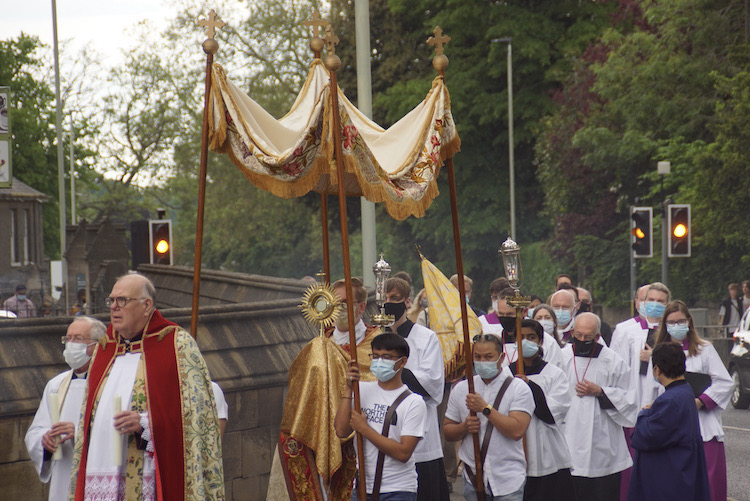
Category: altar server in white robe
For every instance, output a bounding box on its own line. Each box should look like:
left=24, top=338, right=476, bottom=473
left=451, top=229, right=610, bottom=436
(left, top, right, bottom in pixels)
left=654, top=300, right=732, bottom=501
left=610, top=282, right=669, bottom=500
left=561, top=312, right=637, bottom=501
left=512, top=319, right=575, bottom=501
left=25, top=316, right=107, bottom=501
left=609, top=284, right=650, bottom=360
left=479, top=288, right=565, bottom=371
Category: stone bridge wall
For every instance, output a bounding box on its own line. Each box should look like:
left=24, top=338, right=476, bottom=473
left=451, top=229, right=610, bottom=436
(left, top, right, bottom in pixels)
left=0, top=266, right=318, bottom=500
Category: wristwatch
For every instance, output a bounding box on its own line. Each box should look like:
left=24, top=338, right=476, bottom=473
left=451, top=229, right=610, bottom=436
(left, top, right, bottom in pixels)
left=482, top=404, right=493, bottom=416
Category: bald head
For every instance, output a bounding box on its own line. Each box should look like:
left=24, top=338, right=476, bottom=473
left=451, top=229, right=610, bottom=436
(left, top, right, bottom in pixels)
left=109, top=273, right=156, bottom=339
left=572, top=312, right=601, bottom=341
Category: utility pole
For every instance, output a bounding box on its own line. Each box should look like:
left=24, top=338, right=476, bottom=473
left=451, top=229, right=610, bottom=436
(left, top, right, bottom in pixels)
left=658, top=161, right=670, bottom=286
left=52, top=0, right=68, bottom=311
left=355, top=0, right=377, bottom=287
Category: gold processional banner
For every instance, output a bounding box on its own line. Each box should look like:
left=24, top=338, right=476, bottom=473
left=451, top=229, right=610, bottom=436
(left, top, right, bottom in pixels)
left=421, top=256, right=482, bottom=381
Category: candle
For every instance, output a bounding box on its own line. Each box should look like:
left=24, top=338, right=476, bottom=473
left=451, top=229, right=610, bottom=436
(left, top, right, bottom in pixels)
left=48, top=392, right=63, bottom=460
left=113, top=394, right=122, bottom=466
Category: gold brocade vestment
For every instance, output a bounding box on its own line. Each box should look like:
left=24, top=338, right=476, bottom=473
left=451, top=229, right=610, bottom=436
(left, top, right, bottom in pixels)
left=278, top=325, right=380, bottom=500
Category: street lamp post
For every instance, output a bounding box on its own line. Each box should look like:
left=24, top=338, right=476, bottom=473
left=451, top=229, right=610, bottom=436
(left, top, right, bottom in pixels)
left=492, top=38, right=515, bottom=240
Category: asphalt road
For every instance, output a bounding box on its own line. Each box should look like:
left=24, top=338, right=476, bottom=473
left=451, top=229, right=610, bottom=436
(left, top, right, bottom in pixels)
left=447, top=407, right=750, bottom=501
left=725, top=407, right=750, bottom=501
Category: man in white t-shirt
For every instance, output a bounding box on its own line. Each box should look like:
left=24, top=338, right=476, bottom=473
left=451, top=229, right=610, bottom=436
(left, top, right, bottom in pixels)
left=444, top=333, right=535, bottom=501
left=335, top=333, right=427, bottom=499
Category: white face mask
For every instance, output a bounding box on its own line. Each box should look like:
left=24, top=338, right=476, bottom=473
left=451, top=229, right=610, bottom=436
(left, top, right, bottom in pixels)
left=64, top=342, right=92, bottom=370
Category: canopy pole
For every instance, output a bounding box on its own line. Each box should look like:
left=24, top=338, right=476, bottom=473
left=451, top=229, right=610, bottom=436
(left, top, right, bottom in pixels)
left=446, top=158, right=486, bottom=500
left=192, top=11, right=225, bottom=338
left=428, top=24, right=485, bottom=500
left=324, top=29, right=367, bottom=501
left=321, top=193, right=331, bottom=282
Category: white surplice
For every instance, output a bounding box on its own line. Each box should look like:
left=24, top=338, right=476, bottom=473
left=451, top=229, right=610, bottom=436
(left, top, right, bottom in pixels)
left=561, top=344, right=637, bottom=478
left=478, top=316, right=565, bottom=371
left=25, top=370, right=87, bottom=501
left=526, top=362, right=573, bottom=477
left=83, top=352, right=156, bottom=500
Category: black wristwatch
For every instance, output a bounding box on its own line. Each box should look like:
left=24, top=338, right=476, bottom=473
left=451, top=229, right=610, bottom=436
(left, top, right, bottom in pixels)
left=482, top=404, right=493, bottom=416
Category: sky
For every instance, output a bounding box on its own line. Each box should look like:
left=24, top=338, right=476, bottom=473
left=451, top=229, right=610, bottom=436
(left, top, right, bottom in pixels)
left=0, top=0, right=175, bottom=65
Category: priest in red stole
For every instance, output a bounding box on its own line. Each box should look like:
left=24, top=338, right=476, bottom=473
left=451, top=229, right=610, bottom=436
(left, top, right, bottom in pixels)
left=69, top=273, right=224, bottom=500
left=278, top=278, right=380, bottom=500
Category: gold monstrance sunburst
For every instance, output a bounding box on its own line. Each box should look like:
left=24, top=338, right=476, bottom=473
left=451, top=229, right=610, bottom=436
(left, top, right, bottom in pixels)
left=299, top=277, right=342, bottom=336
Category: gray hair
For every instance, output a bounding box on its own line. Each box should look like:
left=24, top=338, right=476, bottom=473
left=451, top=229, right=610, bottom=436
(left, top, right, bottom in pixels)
left=550, top=289, right=576, bottom=308
left=73, top=316, right=107, bottom=341
left=116, top=272, right=157, bottom=304
left=646, top=282, right=671, bottom=302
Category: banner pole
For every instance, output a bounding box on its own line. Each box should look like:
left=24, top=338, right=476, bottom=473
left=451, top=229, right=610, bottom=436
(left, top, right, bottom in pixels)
left=192, top=11, right=225, bottom=338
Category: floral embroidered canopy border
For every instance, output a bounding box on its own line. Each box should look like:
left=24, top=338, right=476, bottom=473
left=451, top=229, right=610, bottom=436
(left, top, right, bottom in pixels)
left=207, top=59, right=460, bottom=220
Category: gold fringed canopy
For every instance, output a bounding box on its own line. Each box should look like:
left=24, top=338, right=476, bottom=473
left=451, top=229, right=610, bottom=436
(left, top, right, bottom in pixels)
left=208, top=59, right=460, bottom=220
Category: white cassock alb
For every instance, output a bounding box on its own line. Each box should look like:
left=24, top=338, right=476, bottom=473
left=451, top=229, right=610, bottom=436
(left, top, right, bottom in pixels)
left=523, top=362, right=573, bottom=477
left=656, top=342, right=733, bottom=442
left=402, top=322, right=445, bottom=462
left=612, top=319, right=661, bottom=409
left=561, top=344, right=637, bottom=478
left=25, top=370, right=87, bottom=501
left=211, top=382, right=228, bottom=422
left=83, top=352, right=156, bottom=499
left=478, top=315, right=565, bottom=371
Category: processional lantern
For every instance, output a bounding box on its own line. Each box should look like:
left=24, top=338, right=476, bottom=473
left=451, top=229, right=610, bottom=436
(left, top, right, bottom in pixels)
left=370, top=253, right=395, bottom=327
left=498, top=236, right=529, bottom=377
left=499, top=236, right=521, bottom=289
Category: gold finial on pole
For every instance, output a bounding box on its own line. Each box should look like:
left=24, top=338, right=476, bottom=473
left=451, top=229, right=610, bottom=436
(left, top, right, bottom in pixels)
left=427, top=26, right=450, bottom=72
left=322, top=24, right=341, bottom=71
left=304, top=10, right=329, bottom=56
left=198, top=9, right=226, bottom=55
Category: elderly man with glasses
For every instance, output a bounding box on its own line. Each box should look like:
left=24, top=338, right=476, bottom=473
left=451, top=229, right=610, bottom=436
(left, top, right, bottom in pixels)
left=25, top=316, right=107, bottom=501
left=68, top=272, right=224, bottom=500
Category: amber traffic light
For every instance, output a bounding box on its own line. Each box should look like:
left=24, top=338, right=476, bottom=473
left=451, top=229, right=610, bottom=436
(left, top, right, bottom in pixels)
left=668, top=204, right=691, bottom=257
left=631, top=207, right=653, bottom=258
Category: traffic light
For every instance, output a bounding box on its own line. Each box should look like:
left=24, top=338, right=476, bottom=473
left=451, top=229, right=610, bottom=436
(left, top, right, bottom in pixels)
left=668, top=204, right=691, bottom=257
left=631, top=207, right=653, bottom=258
left=149, top=219, right=173, bottom=265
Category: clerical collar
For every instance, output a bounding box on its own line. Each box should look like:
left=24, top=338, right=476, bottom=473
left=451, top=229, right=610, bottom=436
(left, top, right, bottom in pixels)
left=73, top=371, right=87, bottom=379
left=395, top=319, right=414, bottom=339
left=115, top=332, right=144, bottom=354
left=510, top=356, right=546, bottom=376
left=666, top=379, right=688, bottom=390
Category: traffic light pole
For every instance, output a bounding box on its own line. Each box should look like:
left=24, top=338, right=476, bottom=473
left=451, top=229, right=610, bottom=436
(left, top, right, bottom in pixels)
left=661, top=183, right=668, bottom=287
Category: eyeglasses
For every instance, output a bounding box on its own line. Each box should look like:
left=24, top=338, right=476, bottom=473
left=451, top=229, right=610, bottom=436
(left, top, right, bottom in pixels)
left=368, top=353, right=401, bottom=361
left=665, top=319, right=689, bottom=327
left=60, top=336, right=93, bottom=345
left=104, top=296, right=146, bottom=308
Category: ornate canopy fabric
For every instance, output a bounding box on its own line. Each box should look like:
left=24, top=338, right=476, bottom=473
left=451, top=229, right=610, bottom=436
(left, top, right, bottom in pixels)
left=208, top=59, right=460, bottom=220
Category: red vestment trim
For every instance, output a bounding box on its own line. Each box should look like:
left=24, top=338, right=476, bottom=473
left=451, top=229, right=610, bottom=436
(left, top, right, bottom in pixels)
left=74, top=310, right=185, bottom=501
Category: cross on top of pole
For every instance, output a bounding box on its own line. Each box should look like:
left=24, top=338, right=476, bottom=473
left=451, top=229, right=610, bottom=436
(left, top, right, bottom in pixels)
left=198, top=9, right=225, bottom=40
left=427, top=26, right=451, bottom=56
left=303, top=10, right=329, bottom=38
left=323, top=24, right=339, bottom=56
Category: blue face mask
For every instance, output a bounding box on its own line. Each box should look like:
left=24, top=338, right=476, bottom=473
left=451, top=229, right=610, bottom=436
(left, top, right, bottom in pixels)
left=17, top=294, right=27, bottom=301
left=370, top=358, right=402, bottom=382
left=667, top=324, right=689, bottom=341
left=644, top=301, right=666, bottom=319
left=474, top=359, right=501, bottom=380
left=526, top=307, right=536, bottom=319
left=555, top=309, right=572, bottom=327
left=538, top=319, right=555, bottom=334
left=522, top=339, right=540, bottom=358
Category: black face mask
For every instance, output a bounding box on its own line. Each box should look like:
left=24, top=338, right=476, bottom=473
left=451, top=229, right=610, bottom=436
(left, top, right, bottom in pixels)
left=572, top=337, right=596, bottom=356
left=384, top=301, right=407, bottom=320
left=578, top=302, right=591, bottom=313
left=498, top=316, right=516, bottom=333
